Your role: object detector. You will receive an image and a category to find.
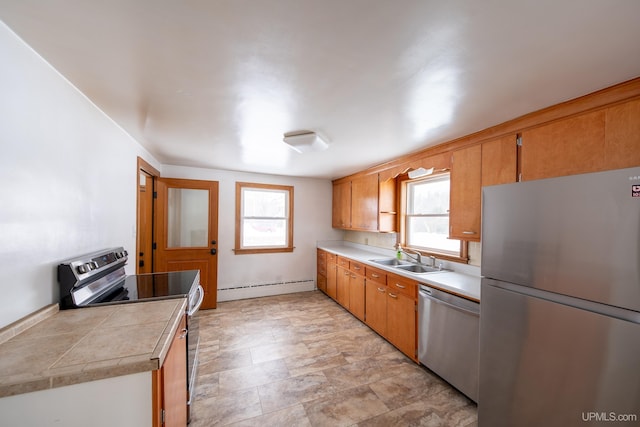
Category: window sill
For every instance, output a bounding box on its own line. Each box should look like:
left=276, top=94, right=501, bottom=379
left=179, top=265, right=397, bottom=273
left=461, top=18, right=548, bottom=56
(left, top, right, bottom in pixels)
left=233, top=247, right=295, bottom=255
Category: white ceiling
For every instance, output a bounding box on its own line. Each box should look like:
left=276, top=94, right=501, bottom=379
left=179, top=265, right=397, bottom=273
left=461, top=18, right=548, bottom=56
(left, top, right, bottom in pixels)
left=2, top=1, right=640, bottom=179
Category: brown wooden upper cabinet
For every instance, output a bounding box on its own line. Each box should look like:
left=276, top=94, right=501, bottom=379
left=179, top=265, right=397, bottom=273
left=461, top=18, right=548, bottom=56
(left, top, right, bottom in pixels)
left=521, top=98, right=640, bottom=180
left=332, top=180, right=351, bottom=228
left=332, top=174, right=397, bottom=232
left=449, top=144, right=482, bottom=241
left=450, top=135, right=517, bottom=242
left=520, top=110, right=606, bottom=181
left=351, top=174, right=379, bottom=231
left=603, top=98, right=640, bottom=170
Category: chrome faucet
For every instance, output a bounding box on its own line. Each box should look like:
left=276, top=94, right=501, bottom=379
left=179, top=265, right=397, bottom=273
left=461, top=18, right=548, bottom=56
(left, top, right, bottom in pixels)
left=398, top=246, right=423, bottom=264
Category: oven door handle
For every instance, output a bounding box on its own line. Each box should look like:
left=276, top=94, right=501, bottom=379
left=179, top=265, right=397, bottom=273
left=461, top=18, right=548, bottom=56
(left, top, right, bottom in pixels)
left=188, top=285, right=205, bottom=316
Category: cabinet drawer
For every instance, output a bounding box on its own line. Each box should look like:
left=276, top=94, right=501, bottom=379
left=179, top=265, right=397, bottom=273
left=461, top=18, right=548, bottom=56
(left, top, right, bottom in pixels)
left=365, top=266, right=387, bottom=285
left=337, top=256, right=350, bottom=268
left=327, top=253, right=337, bottom=263
left=387, top=273, right=417, bottom=299
left=350, top=261, right=365, bottom=275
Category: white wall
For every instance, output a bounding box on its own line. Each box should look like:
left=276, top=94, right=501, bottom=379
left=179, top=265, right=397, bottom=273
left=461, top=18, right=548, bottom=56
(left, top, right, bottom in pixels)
left=0, top=23, right=161, bottom=328
left=162, top=165, right=343, bottom=301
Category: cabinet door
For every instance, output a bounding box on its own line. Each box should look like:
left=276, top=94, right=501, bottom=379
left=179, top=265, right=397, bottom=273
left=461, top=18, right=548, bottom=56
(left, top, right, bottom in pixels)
left=316, top=250, right=327, bottom=293
left=520, top=110, right=606, bottom=181
left=162, top=316, right=187, bottom=427
left=386, top=291, right=417, bottom=360
left=481, top=135, right=517, bottom=187
left=450, top=144, right=482, bottom=241
left=349, top=273, right=366, bottom=321
left=365, top=281, right=387, bottom=336
left=336, top=265, right=351, bottom=309
left=332, top=181, right=351, bottom=228
left=604, top=98, right=640, bottom=170
left=351, top=174, right=379, bottom=231
left=317, top=274, right=327, bottom=293
left=326, top=261, right=337, bottom=300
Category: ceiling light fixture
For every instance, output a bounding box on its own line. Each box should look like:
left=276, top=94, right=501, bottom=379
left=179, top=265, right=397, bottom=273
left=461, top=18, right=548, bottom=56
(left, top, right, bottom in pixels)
left=408, top=167, right=435, bottom=179
left=283, top=131, right=328, bottom=153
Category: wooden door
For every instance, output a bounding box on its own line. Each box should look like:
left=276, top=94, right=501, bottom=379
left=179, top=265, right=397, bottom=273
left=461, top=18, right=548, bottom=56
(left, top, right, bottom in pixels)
left=155, top=178, right=219, bottom=309
left=137, top=157, right=160, bottom=274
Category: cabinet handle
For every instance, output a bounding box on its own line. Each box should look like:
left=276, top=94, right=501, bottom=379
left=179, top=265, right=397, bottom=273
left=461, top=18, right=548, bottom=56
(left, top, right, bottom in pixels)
left=394, top=283, right=406, bottom=289
left=462, top=231, right=477, bottom=235
left=344, top=271, right=350, bottom=276
left=388, top=292, right=398, bottom=299
left=377, top=287, right=385, bottom=293
left=354, top=266, right=361, bottom=270
left=179, top=328, right=188, bottom=339
left=351, top=274, right=356, bottom=279
left=371, top=273, right=380, bottom=278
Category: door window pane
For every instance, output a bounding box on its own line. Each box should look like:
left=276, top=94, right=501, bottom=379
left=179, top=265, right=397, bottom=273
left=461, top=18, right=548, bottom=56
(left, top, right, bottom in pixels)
left=167, top=188, right=209, bottom=248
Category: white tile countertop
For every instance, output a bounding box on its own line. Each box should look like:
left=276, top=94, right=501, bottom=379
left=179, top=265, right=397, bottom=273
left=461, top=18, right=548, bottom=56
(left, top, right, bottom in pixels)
left=317, top=240, right=481, bottom=302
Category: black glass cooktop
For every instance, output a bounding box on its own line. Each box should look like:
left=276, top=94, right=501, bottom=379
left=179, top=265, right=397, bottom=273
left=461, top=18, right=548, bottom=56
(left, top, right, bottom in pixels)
left=92, top=270, right=200, bottom=305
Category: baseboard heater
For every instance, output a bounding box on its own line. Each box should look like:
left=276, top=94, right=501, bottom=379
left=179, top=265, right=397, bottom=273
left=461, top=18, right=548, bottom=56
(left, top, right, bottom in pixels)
left=218, top=279, right=315, bottom=301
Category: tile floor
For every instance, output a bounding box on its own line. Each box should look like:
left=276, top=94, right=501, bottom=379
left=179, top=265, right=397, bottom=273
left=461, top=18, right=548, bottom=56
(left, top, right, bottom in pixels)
left=190, top=290, right=477, bottom=426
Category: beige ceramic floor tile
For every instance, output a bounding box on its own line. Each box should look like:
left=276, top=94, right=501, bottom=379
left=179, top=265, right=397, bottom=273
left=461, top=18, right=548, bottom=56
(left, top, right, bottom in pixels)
left=303, top=384, right=390, bottom=426
left=228, top=403, right=312, bottom=427
left=218, top=359, right=290, bottom=392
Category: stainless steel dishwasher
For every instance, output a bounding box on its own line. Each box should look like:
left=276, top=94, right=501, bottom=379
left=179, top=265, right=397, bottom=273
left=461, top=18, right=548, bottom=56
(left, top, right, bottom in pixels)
left=418, top=284, right=479, bottom=402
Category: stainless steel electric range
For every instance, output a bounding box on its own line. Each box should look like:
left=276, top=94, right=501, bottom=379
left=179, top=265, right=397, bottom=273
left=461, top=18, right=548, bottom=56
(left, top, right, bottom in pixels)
left=58, top=247, right=203, bottom=422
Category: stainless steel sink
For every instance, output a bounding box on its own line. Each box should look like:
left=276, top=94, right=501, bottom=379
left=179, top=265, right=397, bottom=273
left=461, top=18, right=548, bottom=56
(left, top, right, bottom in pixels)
left=370, top=258, right=411, bottom=267
left=394, top=264, right=443, bottom=274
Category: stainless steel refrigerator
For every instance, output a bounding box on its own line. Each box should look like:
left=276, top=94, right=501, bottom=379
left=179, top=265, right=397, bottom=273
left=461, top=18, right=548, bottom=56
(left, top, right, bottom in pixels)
left=479, top=166, right=640, bottom=427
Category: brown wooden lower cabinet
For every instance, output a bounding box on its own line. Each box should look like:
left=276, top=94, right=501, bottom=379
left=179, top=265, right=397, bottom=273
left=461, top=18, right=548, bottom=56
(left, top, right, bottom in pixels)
left=365, top=280, right=387, bottom=336
left=317, top=249, right=327, bottom=293
left=152, top=315, right=187, bottom=427
left=348, top=272, right=366, bottom=322
left=336, top=265, right=351, bottom=309
left=317, top=250, right=418, bottom=361
left=326, top=253, right=337, bottom=299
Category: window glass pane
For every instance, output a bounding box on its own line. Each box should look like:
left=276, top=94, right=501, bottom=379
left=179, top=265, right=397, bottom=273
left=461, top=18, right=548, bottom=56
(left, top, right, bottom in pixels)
left=405, top=173, right=460, bottom=255
left=243, top=189, right=286, bottom=217
left=242, top=219, right=287, bottom=247
left=408, top=177, right=449, bottom=215
left=407, top=216, right=459, bottom=253
left=167, top=188, right=209, bottom=248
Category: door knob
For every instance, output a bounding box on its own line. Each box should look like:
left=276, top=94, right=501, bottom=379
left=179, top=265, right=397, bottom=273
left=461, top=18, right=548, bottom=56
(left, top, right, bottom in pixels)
left=210, top=248, right=217, bottom=255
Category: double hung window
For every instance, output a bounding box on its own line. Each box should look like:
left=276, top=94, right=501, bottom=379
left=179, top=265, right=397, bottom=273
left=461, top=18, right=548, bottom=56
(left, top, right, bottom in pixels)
left=404, top=173, right=460, bottom=256
left=235, top=182, right=294, bottom=254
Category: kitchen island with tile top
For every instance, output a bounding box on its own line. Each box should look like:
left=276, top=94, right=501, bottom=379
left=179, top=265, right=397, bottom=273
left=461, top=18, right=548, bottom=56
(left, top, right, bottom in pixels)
left=0, top=298, right=186, bottom=427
